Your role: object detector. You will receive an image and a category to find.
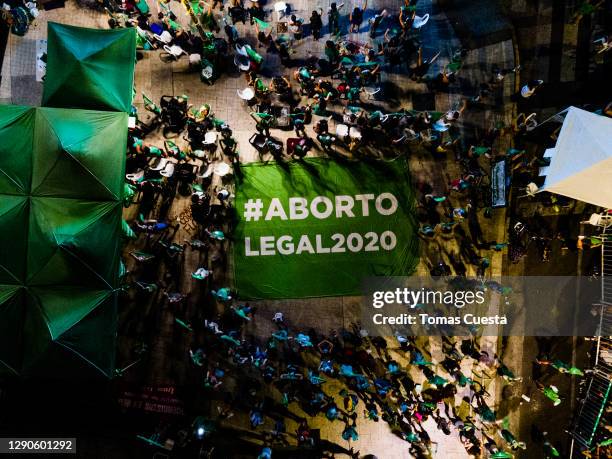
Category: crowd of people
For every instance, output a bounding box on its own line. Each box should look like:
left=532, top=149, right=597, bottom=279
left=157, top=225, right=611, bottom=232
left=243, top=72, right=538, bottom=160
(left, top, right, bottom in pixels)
left=86, top=0, right=612, bottom=457
left=178, top=305, right=587, bottom=458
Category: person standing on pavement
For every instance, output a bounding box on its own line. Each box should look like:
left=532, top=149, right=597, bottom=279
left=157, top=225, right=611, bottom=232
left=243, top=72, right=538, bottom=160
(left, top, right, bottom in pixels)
left=328, top=2, right=344, bottom=36
left=310, top=9, right=323, bottom=40
left=289, top=14, right=304, bottom=41
left=368, top=9, right=387, bottom=38
left=349, top=0, right=368, bottom=33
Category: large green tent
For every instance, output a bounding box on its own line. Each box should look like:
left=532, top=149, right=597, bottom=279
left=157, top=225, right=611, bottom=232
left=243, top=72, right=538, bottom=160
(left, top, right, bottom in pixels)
left=42, top=22, right=136, bottom=113
left=0, top=105, right=126, bottom=378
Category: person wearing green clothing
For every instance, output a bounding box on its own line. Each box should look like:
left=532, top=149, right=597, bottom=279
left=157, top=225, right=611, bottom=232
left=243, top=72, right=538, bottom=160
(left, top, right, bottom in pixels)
left=189, top=348, right=205, bottom=366
left=498, top=364, right=522, bottom=382
left=291, top=139, right=309, bottom=159
left=144, top=145, right=164, bottom=157
left=122, top=219, right=136, bottom=239
left=538, top=382, right=561, bottom=406
left=577, top=235, right=603, bottom=250
left=324, top=40, right=340, bottom=64
left=327, top=3, right=343, bottom=35
left=311, top=95, right=327, bottom=116
left=490, top=242, right=508, bottom=251
left=469, top=145, right=491, bottom=157
left=221, top=129, right=238, bottom=157
left=477, top=404, right=496, bottom=423
left=543, top=440, right=560, bottom=457
left=189, top=104, right=212, bottom=123
left=164, top=140, right=185, bottom=160
left=220, top=334, right=240, bottom=346
left=163, top=13, right=182, bottom=33
left=240, top=44, right=263, bottom=67
left=253, top=77, right=269, bottom=97
left=566, top=366, right=584, bottom=376
left=191, top=267, right=211, bottom=280
left=401, top=431, right=419, bottom=442
left=501, top=429, right=526, bottom=450
left=212, top=287, right=232, bottom=301
left=551, top=359, right=584, bottom=376
left=570, top=0, right=604, bottom=23
left=250, top=112, right=273, bottom=137
left=346, top=86, right=361, bottom=104
left=143, top=93, right=161, bottom=115
left=457, top=372, right=473, bottom=387
left=135, top=29, right=152, bottom=50
left=317, top=133, right=334, bottom=151
left=188, top=0, right=203, bottom=15
left=123, top=183, right=136, bottom=207
left=201, top=5, right=220, bottom=32
left=428, top=375, right=447, bottom=387
left=134, top=0, right=149, bottom=15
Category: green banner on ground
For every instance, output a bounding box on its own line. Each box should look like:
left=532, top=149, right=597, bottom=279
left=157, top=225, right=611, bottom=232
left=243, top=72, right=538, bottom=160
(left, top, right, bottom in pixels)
left=234, top=158, right=419, bottom=299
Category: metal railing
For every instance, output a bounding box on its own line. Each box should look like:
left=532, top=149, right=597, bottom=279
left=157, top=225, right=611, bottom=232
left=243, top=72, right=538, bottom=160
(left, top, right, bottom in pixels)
left=570, top=226, right=612, bottom=454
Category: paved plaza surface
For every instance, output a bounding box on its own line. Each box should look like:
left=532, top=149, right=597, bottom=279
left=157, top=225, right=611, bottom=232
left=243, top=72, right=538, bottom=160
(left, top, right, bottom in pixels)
left=2, top=0, right=602, bottom=458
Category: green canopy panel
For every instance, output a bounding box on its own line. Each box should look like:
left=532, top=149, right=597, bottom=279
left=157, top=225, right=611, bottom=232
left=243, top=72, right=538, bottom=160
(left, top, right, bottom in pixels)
left=21, top=289, right=118, bottom=378
left=42, top=22, right=136, bottom=113
left=0, top=105, right=34, bottom=194
left=0, top=286, right=26, bottom=375
left=32, top=108, right=127, bottom=200
left=27, top=198, right=122, bottom=288
left=0, top=105, right=126, bottom=379
left=0, top=196, right=29, bottom=284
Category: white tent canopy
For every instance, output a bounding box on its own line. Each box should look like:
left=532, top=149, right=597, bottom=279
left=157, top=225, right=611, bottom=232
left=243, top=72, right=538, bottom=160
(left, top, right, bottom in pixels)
left=539, top=106, right=612, bottom=209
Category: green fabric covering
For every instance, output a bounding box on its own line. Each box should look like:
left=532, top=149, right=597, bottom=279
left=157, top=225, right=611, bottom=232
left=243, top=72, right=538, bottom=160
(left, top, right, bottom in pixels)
left=42, top=22, right=136, bottom=113
left=233, top=158, right=418, bottom=299
left=0, top=105, right=126, bottom=379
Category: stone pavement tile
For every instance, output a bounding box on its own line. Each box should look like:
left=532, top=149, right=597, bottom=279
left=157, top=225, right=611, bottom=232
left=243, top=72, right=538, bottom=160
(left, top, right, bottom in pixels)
left=10, top=38, right=36, bottom=77
left=246, top=297, right=345, bottom=339
left=11, top=76, right=42, bottom=106
left=134, top=54, right=155, bottom=97
left=341, top=296, right=362, bottom=329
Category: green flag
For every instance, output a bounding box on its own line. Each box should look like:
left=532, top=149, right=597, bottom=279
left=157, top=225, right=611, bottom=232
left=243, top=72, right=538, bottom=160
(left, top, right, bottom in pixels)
left=491, top=452, right=513, bottom=459
left=253, top=17, right=271, bottom=29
